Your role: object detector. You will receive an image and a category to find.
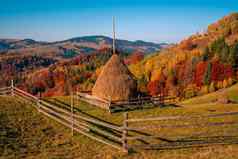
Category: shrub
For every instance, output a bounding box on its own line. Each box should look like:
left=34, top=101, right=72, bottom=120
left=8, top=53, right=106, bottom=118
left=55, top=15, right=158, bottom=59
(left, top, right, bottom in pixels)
left=199, top=85, right=209, bottom=95
left=223, top=79, right=228, bottom=88
left=216, top=81, right=223, bottom=89
left=228, top=77, right=234, bottom=86
left=209, top=82, right=216, bottom=93
left=184, top=89, right=196, bottom=99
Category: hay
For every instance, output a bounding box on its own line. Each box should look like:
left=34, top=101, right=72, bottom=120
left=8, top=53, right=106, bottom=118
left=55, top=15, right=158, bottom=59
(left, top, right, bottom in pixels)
left=92, top=54, right=137, bottom=101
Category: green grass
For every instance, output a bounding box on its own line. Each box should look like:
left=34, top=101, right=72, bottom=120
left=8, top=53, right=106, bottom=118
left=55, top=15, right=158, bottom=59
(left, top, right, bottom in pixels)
left=1, top=83, right=238, bottom=159
left=181, top=83, right=238, bottom=106
left=49, top=96, right=238, bottom=142
left=0, top=96, right=121, bottom=159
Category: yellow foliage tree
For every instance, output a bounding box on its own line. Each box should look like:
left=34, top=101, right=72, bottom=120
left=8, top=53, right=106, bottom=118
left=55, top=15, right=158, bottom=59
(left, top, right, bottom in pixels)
left=223, top=79, right=228, bottom=88
left=216, top=81, right=223, bottom=89
left=199, top=85, right=209, bottom=95
left=228, top=77, right=233, bottom=86
left=209, top=82, right=216, bottom=93
left=144, top=60, right=154, bottom=79
left=95, top=66, right=103, bottom=77
left=150, top=68, right=162, bottom=81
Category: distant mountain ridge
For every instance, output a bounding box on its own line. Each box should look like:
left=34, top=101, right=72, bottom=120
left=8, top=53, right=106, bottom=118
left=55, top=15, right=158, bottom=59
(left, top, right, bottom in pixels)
left=0, top=35, right=169, bottom=55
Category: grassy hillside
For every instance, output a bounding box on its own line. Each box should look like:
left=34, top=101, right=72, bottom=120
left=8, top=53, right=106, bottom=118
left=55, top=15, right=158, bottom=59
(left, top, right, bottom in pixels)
left=181, top=83, right=238, bottom=106
left=1, top=94, right=238, bottom=159
left=0, top=96, right=120, bottom=159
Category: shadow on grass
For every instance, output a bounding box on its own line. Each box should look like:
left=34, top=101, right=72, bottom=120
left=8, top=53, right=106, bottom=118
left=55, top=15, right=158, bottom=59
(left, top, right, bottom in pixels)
left=111, top=103, right=182, bottom=113
left=43, top=98, right=125, bottom=139
left=51, top=98, right=122, bottom=125
left=131, top=135, right=238, bottom=151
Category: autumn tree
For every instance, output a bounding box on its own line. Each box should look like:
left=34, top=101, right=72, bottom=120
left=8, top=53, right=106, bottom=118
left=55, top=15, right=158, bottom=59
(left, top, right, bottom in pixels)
left=45, top=69, right=55, bottom=88
left=32, top=81, right=46, bottom=96
left=147, top=73, right=166, bottom=96
left=147, top=80, right=160, bottom=96
left=194, top=61, right=208, bottom=87
left=137, top=75, right=148, bottom=93
left=64, top=66, right=72, bottom=95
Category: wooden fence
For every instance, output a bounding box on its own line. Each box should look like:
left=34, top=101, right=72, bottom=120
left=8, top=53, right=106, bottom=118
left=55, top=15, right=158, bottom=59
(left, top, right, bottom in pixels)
left=0, top=82, right=128, bottom=152
left=76, top=92, right=176, bottom=113
left=0, top=87, right=11, bottom=95
left=1, top=82, right=238, bottom=152
left=122, top=111, right=238, bottom=150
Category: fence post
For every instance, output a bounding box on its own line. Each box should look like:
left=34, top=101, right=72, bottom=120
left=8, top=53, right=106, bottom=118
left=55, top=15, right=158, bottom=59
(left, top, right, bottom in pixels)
left=36, top=96, right=41, bottom=111
left=71, top=92, right=74, bottom=136
left=11, top=80, right=14, bottom=96
left=162, top=88, right=164, bottom=105
left=122, top=112, right=128, bottom=153
left=138, top=95, right=141, bottom=105
left=76, top=88, right=79, bottom=106
left=108, top=96, right=112, bottom=113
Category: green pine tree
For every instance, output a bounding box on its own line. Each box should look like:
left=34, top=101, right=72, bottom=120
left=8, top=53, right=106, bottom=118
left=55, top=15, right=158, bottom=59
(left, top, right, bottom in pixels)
left=203, top=62, right=212, bottom=85
left=229, top=42, right=238, bottom=68
left=210, top=37, right=229, bottom=61
left=202, top=47, right=210, bottom=61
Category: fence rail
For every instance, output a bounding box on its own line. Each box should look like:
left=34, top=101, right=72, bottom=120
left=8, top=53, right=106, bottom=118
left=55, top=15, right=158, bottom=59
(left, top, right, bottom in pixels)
left=126, top=111, right=238, bottom=123
left=0, top=87, right=11, bottom=95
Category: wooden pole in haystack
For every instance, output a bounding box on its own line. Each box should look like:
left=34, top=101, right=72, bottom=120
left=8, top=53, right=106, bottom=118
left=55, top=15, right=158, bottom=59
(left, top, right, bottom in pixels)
left=113, top=16, right=116, bottom=54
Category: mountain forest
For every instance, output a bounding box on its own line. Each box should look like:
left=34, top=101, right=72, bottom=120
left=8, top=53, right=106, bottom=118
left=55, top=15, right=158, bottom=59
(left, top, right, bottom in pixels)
left=1, top=13, right=238, bottom=100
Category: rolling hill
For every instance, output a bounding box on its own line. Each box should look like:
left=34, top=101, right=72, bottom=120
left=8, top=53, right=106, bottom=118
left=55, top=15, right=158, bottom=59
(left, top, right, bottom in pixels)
left=0, top=36, right=168, bottom=56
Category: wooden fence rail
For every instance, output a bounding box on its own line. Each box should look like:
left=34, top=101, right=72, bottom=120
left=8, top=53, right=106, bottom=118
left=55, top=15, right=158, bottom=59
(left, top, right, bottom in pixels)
left=0, top=87, right=11, bottom=95
left=126, top=121, right=238, bottom=131
left=126, top=111, right=238, bottom=123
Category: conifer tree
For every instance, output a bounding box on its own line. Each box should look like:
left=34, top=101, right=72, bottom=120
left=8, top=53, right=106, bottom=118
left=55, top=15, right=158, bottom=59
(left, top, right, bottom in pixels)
left=203, top=62, right=212, bottom=85
left=229, top=42, right=238, bottom=68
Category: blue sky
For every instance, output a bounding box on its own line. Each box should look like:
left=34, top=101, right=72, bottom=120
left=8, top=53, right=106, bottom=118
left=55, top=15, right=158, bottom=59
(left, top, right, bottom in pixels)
left=0, top=0, right=237, bottom=43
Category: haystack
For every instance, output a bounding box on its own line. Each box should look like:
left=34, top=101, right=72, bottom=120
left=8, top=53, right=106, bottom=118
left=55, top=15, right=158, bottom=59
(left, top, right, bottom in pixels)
left=92, top=54, right=137, bottom=101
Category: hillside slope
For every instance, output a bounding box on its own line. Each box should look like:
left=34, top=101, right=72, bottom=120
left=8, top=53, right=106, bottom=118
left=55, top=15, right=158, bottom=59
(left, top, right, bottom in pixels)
left=181, top=83, right=238, bottom=106
left=2, top=96, right=238, bottom=158
left=0, top=96, right=120, bottom=159
left=129, top=12, right=238, bottom=98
